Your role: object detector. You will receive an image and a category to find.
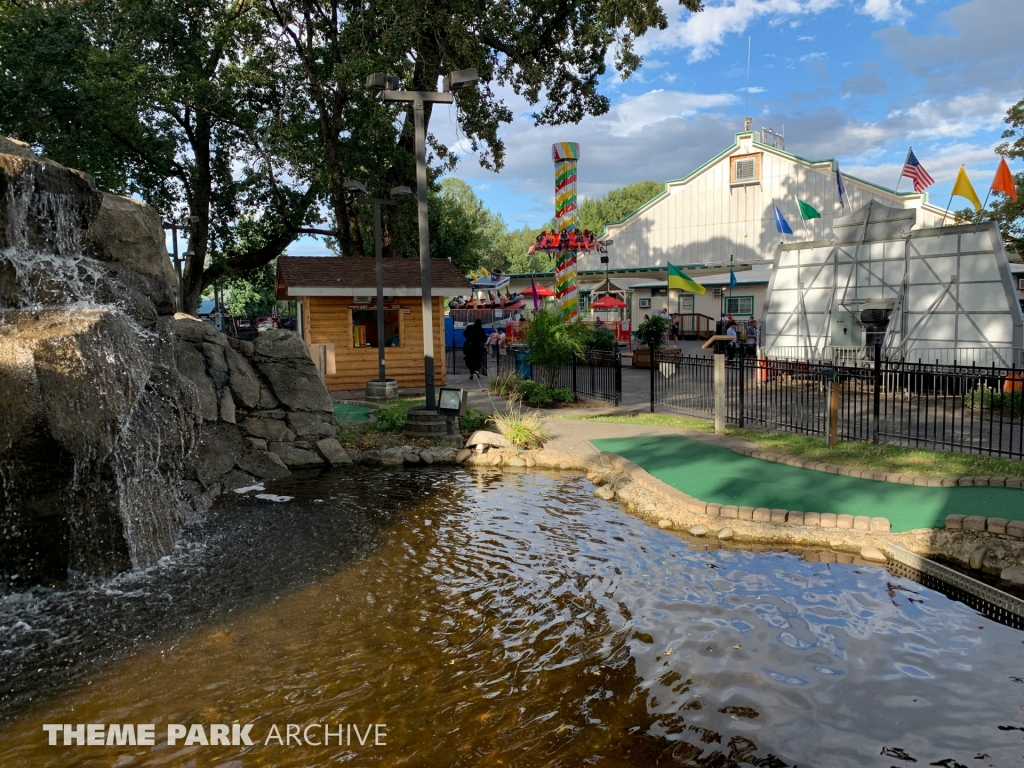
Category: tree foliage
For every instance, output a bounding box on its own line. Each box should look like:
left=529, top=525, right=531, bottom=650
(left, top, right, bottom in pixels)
left=0, top=0, right=704, bottom=311
left=0, top=0, right=316, bottom=312
left=525, top=307, right=590, bottom=386
left=954, top=97, right=1024, bottom=257
left=636, top=314, right=669, bottom=353
left=577, top=180, right=663, bottom=234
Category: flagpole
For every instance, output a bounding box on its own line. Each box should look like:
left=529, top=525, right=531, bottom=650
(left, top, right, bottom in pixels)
left=973, top=188, right=993, bottom=233
left=887, top=148, right=910, bottom=214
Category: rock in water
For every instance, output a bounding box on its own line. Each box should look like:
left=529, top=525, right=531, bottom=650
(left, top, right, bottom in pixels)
left=0, top=141, right=341, bottom=585
left=968, top=546, right=987, bottom=570
left=1000, top=565, right=1024, bottom=585
left=860, top=545, right=888, bottom=564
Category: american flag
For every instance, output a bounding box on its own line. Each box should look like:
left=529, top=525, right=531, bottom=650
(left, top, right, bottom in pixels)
left=900, top=149, right=935, bottom=193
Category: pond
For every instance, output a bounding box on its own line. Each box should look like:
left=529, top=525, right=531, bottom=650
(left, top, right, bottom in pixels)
left=1, top=468, right=1022, bottom=767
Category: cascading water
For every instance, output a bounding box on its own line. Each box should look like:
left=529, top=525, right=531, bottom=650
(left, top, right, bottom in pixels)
left=0, top=149, right=200, bottom=584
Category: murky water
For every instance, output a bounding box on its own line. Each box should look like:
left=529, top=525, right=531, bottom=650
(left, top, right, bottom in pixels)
left=2, top=468, right=1023, bottom=767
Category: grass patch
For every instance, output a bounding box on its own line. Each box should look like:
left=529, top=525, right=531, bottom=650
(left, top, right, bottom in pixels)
left=557, top=412, right=1024, bottom=479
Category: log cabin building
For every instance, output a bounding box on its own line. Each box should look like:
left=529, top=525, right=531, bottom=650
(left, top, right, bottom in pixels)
left=276, top=257, right=471, bottom=393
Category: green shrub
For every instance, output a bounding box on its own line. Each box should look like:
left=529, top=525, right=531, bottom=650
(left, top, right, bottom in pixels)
left=517, top=379, right=552, bottom=406
left=459, top=409, right=488, bottom=433
left=964, top=387, right=1023, bottom=414
left=489, top=405, right=549, bottom=449
left=371, top=406, right=406, bottom=431
left=525, top=308, right=589, bottom=387
left=586, top=326, right=617, bottom=352
left=549, top=388, right=575, bottom=403
left=635, top=315, right=669, bottom=353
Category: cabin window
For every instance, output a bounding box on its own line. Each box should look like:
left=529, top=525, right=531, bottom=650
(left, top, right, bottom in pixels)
left=723, top=296, right=754, bottom=316
left=351, top=309, right=401, bottom=348
left=730, top=154, right=760, bottom=185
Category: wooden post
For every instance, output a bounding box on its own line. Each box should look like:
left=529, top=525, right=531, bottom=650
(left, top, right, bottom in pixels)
left=714, top=352, right=726, bottom=435
left=828, top=379, right=840, bottom=446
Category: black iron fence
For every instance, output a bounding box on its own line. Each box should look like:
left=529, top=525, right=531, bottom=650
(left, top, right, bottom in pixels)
left=652, top=346, right=1024, bottom=460
left=446, top=345, right=489, bottom=376
left=487, top=349, right=621, bottom=405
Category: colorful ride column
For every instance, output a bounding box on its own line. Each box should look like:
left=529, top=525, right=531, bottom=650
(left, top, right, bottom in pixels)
left=552, top=142, right=580, bottom=320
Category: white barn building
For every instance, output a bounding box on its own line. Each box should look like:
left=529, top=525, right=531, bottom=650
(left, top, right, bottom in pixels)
left=601, top=129, right=953, bottom=268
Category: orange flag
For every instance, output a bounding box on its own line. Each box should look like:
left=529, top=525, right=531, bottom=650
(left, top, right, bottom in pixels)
left=992, top=157, right=1018, bottom=202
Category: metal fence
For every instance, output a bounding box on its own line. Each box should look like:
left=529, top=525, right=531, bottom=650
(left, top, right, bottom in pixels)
left=446, top=345, right=489, bottom=376
left=653, top=346, right=1024, bottom=460
left=492, top=349, right=622, bottom=405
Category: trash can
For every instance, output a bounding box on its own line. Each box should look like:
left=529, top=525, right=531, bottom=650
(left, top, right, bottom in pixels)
left=514, top=347, right=532, bottom=379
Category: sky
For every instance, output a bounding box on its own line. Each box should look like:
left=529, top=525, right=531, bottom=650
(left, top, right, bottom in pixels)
left=287, top=0, right=1023, bottom=255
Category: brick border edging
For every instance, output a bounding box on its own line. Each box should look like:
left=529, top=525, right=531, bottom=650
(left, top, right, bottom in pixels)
left=730, top=445, right=1024, bottom=489
left=724, top=446, right=1024, bottom=539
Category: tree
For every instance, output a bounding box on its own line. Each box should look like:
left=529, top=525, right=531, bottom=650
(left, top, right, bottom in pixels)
left=262, top=0, right=702, bottom=257
left=224, top=261, right=277, bottom=317
left=578, top=180, right=663, bottom=234
left=635, top=314, right=669, bottom=353
left=0, top=0, right=316, bottom=313
left=954, top=98, right=1024, bottom=257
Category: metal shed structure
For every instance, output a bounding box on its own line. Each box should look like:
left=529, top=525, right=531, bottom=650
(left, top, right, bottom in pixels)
left=761, top=200, right=1024, bottom=366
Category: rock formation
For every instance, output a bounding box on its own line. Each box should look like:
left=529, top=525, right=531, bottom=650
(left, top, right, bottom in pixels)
left=0, top=140, right=346, bottom=585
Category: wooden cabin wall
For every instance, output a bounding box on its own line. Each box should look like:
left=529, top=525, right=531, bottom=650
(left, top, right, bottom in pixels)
left=304, top=296, right=448, bottom=392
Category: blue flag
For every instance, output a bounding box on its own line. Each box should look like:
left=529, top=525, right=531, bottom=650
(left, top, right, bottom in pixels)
left=772, top=203, right=793, bottom=235
left=835, top=164, right=848, bottom=211
left=728, top=268, right=737, bottom=290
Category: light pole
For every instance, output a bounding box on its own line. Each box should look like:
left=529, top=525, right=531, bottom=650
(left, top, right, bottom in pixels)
left=347, top=179, right=413, bottom=392
left=366, top=68, right=479, bottom=409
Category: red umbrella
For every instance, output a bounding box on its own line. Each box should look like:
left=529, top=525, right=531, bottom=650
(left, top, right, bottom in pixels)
left=522, top=284, right=554, bottom=297
left=590, top=295, right=627, bottom=309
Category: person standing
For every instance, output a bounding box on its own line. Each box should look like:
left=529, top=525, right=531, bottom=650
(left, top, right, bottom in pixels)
left=744, top=318, right=759, bottom=356
left=487, top=328, right=501, bottom=361
left=463, top=319, right=487, bottom=379
left=725, top=320, right=738, bottom=361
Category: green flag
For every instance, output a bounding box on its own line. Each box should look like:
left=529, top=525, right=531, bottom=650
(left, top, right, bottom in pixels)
left=797, top=199, right=821, bottom=220
left=668, top=264, right=706, bottom=294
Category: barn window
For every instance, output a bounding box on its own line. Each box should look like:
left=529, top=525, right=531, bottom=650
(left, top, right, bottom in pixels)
left=352, top=309, right=400, bottom=347
left=730, top=154, right=760, bottom=185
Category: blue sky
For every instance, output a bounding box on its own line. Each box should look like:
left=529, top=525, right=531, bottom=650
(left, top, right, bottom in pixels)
left=287, top=0, right=1022, bottom=254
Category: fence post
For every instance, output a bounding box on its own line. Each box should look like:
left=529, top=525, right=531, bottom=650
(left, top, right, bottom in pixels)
left=615, top=352, right=622, bottom=407
left=572, top=355, right=578, bottom=399
left=828, top=379, right=840, bottom=446
left=714, top=351, right=726, bottom=435
left=738, top=342, right=745, bottom=428
left=873, top=340, right=882, bottom=444
left=650, top=349, right=656, bottom=413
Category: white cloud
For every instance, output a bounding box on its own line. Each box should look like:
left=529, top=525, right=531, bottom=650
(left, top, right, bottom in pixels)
left=858, top=0, right=910, bottom=23
left=641, top=0, right=841, bottom=62
left=797, top=35, right=815, bottom=41
left=799, top=52, right=827, bottom=62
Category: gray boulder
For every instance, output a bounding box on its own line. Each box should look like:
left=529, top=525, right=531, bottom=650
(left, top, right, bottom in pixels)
left=466, top=430, right=510, bottom=449
left=235, top=447, right=291, bottom=481
left=174, top=341, right=218, bottom=422
left=314, top=438, right=353, bottom=466
left=287, top=411, right=337, bottom=440
left=254, top=329, right=309, bottom=359
left=241, top=417, right=296, bottom=442
left=225, top=347, right=260, bottom=408
left=258, top=357, right=334, bottom=412
left=269, top=442, right=326, bottom=468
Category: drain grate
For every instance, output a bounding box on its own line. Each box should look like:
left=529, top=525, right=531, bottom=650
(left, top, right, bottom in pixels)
left=883, top=544, right=1024, bottom=630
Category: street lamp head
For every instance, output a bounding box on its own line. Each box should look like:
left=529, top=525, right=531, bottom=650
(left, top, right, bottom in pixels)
left=442, top=68, right=479, bottom=92
left=389, top=185, right=413, bottom=197
left=343, top=179, right=367, bottom=194
left=601, top=239, right=614, bottom=246
left=367, top=73, right=401, bottom=91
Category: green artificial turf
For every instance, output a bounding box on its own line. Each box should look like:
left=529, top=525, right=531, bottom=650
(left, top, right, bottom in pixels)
left=333, top=403, right=372, bottom=425
left=591, top=435, right=1024, bottom=533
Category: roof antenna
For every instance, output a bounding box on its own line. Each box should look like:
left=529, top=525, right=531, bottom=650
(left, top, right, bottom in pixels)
left=744, top=36, right=752, bottom=132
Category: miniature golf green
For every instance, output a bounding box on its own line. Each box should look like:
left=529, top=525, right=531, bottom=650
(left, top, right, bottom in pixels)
left=333, top=403, right=371, bottom=425
left=590, top=435, right=1024, bottom=533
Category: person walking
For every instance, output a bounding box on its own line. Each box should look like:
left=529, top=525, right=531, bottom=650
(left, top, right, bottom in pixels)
left=463, top=319, right=487, bottom=379
left=487, top=328, right=502, bottom=362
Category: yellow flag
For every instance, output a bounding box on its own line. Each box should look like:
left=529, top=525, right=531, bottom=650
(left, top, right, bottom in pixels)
left=951, top=165, right=982, bottom=211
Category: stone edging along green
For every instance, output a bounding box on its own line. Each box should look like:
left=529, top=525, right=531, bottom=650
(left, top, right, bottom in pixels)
left=729, top=446, right=1024, bottom=539
left=348, top=440, right=1024, bottom=580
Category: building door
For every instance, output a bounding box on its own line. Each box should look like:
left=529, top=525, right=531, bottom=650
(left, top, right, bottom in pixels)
left=678, top=294, right=694, bottom=314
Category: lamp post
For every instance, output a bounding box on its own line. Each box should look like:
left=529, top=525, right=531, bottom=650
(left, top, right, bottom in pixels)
left=347, top=180, right=413, bottom=391
left=366, top=68, right=479, bottom=409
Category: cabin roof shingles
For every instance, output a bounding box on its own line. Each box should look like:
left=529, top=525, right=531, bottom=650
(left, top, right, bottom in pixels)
left=277, top=256, right=471, bottom=298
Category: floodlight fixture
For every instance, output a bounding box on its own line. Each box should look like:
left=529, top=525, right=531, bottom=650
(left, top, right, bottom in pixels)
left=390, top=185, right=412, bottom=197
left=365, top=73, right=387, bottom=91
left=437, top=387, right=468, bottom=416
left=343, top=178, right=367, bottom=194
left=442, top=68, right=479, bottom=93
